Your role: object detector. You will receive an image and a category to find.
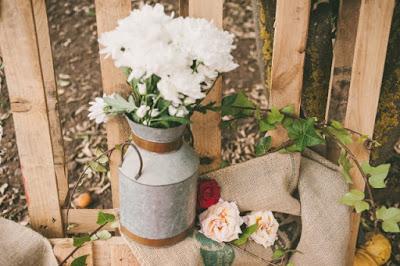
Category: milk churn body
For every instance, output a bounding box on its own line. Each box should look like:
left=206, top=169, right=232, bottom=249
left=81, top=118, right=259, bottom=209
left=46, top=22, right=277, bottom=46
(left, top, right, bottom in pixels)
left=119, top=119, right=199, bottom=246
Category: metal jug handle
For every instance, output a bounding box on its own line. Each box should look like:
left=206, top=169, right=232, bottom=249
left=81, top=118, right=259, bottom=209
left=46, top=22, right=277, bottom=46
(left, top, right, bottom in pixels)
left=120, top=141, right=143, bottom=180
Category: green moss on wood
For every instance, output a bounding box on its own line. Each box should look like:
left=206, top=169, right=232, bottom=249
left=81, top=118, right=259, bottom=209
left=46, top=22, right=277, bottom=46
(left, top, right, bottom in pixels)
left=372, top=2, right=400, bottom=163
left=301, top=2, right=333, bottom=120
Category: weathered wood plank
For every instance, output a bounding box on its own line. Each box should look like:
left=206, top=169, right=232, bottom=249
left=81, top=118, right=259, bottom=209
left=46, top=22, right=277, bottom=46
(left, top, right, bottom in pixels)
left=63, top=209, right=116, bottom=234
left=325, top=0, right=361, bottom=162
left=51, top=237, right=136, bottom=266
left=110, top=244, right=139, bottom=266
left=179, top=0, right=189, bottom=17
left=189, top=0, right=223, bottom=173
left=94, top=0, right=132, bottom=207
left=269, top=0, right=311, bottom=144
left=344, top=1, right=395, bottom=264
left=31, top=0, right=69, bottom=206
left=0, top=0, right=63, bottom=237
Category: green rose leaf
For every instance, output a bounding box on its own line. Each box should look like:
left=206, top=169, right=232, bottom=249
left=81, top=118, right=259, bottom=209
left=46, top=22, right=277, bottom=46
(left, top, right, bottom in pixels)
left=88, top=161, right=108, bottom=173
left=339, top=189, right=369, bottom=213
left=285, top=118, right=325, bottom=151
left=232, top=223, right=258, bottom=246
left=71, top=255, right=88, bottom=266
left=338, top=151, right=353, bottom=184
left=73, top=235, right=91, bottom=247
left=272, top=248, right=285, bottom=260
left=96, top=211, right=115, bottom=225
left=255, top=136, right=272, bottom=156
left=361, top=162, right=390, bottom=189
left=196, top=232, right=235, bottom=266
left=376, top=206, right=400, bottom=233
left=327, top=120, right=352, bottom=145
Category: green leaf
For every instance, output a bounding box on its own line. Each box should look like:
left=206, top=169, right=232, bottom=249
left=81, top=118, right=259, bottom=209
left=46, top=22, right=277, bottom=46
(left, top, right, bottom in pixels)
left=280, top=104, right=295, bottom=115
left=255, top=136, right=272, bottom=156
left=340, top=189, right=364, bottom=205
left=96, top=211, right=115, bottom=225
left=103, top=94, right=136, bottom=113
left=354, top=201, right=370, bottom=213
left=285, top=118, right=325, bottom=151
left=338, top=151, right=353, bottom=184
left=221, top=91, right=254, bottom=117
left=272, top=248, right=285, bottom=260
left=91, top=230, right=112, bottom=241
left=94, top=148, right=108, bottom=164
left=73, top=235, right=91, bottom=247
left=361, top=162, right=390, bottom=189
left=326, top=120, right=352, bottom=144
left=232, top=224, right=258, bottom=246
left=71, top=255, right=88, bottom=266
left=259, top=118, right=276, bottom=132
left=88, top=161, right=107, bottom=173
left=376, top=206, right=400, bottom=233
left=267, top=107, right=284, bottom=124
left=286, top=263, right=294, bottom=266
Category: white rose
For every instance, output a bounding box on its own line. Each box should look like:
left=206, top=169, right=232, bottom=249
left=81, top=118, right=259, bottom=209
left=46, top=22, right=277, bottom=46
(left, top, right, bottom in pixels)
left=243, top=211, right=279, bottom=248
left=199, top=199, right=243, bottom=243
left=138, top=83, right=147, bottom=95
left=136, top=105, right=150, bottom=118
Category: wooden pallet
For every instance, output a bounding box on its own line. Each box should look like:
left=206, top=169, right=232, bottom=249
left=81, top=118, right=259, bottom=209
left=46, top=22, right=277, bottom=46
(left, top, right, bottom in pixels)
left=0, top=0, right=396, bottom=265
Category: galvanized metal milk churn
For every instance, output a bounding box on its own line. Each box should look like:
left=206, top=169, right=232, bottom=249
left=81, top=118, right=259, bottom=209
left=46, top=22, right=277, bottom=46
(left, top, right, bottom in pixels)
left=119, top=118, right=199, bottom=246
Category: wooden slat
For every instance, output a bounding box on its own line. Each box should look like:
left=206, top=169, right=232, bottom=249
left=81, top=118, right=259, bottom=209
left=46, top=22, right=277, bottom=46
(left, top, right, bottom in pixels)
left=269, top=0, right=311, bottom=144
left=53, top=239, right=94, bottom=266
left=51, top=237, right=138, bottom=266
left=110, top=244, right=138, bottom=266
left=95, top=0, right=132, bottom=207
left=63, top=209, right=116, bottom=234
left=189, top=0, right=223, bottom=173
left=31, top=0, right=68, bottom=205
left=325, top=0, right=361, bottom=162
left=344, top=1, right=395, bottom=264
left=0, top=0, right=63, bottom=237
left=179, top=0, right=189, bottom=17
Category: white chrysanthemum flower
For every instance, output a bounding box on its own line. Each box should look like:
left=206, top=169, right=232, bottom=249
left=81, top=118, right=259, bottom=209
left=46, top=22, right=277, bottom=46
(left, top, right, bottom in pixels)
left=150, top=109, right=160, bottom=117
left=243, top=211, right=279, bottom=248
left=136, top=105, right=150, bottom=118
left=166, top=17, right=238, bottom=73
left=138, top=83, right=147, bottom=95
left=158, top=78, right=181, bottom=105
left=199, top=199, right=243, bottom=243
left=88, top=96, right=109, bottom=124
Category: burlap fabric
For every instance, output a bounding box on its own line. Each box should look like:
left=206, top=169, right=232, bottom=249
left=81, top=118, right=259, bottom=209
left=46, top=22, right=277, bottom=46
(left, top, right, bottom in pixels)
left=0, top=218, right=57, bottom=266
left=123, top=150, right=350, bottom=266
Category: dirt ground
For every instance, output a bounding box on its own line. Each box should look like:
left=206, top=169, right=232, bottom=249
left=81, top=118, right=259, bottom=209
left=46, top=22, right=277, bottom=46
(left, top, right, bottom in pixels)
left=0, top=0, right=263, bottom=223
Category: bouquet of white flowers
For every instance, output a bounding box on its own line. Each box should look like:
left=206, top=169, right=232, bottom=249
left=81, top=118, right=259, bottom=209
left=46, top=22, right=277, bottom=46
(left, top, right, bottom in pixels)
left=88, top=4, right=238, bottom=128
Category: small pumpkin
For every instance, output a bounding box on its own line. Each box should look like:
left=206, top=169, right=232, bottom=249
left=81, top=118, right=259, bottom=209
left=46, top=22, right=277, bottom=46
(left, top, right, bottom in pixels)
left=354, top=249, right=378, bottom=266
left=73, top=192, right=92, bottom=208
left=362, top=233, right=391, bottom=265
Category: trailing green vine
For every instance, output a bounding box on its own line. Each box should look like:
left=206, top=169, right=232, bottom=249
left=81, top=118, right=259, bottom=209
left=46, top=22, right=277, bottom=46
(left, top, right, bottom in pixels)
left=221, top=91, right=400, bottom=234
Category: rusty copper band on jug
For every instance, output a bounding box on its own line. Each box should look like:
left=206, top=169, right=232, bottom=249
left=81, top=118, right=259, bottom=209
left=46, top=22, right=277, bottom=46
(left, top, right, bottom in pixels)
left=131, top=133, right=183, bottom=153
left=120, top=224, right=192, bottom=247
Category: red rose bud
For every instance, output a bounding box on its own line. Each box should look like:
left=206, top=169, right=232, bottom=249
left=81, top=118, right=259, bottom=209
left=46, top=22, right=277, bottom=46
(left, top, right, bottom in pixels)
left=197, top=179, right=221, bottom=209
